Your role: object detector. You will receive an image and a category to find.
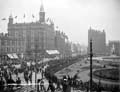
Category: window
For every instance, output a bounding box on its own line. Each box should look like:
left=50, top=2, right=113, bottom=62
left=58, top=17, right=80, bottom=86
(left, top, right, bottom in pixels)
left=12, top=41, right=15, bottom=45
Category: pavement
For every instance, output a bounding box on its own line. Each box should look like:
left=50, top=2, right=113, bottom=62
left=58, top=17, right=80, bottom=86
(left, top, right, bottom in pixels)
left=55, top=59, right=89, bottom=81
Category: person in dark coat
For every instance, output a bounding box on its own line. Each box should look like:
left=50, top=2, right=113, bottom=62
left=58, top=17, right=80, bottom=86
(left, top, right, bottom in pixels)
left=62, top=78, right=71, bottom=92
left=16, top=77, right=21, bottom=87
left=7, top=75, right=15, bottom=89
left=29, top=71, right=32, bottom=83
left=47, top=80, right=55, bottom=92
left=0, top=77, right=5, bottom=91
left=24, top=70, right=29, bottom=84
left=40, top=79, right=45, bottom=91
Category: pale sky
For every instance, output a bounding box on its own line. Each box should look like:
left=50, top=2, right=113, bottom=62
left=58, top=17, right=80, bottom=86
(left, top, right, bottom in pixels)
left=0, top=0, right=120, bottom=45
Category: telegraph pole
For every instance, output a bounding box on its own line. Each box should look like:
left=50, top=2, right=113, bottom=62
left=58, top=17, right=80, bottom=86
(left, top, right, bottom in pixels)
left=90, top=39, right=93, bottom=92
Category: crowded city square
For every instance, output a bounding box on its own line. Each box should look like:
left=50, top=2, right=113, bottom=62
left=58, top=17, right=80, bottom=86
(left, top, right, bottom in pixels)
left=0, top=0, right=120, bottom=92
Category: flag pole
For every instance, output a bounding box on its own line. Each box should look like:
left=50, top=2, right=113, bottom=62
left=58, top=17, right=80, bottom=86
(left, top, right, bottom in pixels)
left=32, top=14, right=35, bottom=23
left=15, top=16, right=17, bottom=24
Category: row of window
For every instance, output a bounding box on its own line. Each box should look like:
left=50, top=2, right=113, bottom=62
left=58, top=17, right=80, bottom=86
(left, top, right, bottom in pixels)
left=1, top=40, right=24, bottom=46
left=1, top=47, right=24, bottom=53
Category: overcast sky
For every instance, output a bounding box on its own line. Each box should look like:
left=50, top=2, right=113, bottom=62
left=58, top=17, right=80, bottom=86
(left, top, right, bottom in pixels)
left=0, top=0, right=120, bottom=45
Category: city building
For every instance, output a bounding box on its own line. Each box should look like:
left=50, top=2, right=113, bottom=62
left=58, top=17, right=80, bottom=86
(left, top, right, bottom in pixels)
left=88, top=27, right=106, bottom=56
left=0, top=33, right=24, bottom=60
left=108, top=40, right=120, bottom=56
left=7, top=4, right=55, bottom=58
left=54, top=30, right=72, bottom=57
left=0, top=2, right=72, bottom=60
left=71, top=43, right=82, bottom=56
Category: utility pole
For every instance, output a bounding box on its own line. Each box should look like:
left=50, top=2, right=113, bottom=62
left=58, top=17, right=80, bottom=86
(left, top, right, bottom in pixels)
left=90, top=39, right=93, bottom=92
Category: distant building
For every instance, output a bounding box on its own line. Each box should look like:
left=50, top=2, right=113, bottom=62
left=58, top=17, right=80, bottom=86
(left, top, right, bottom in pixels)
left=54, top=31, right=66, bottom=55
left=64, top=41, right=72, bottom=56
left=88, top=27, right=106, bottom=55
left=108, top=40, right=120, bottom=56
left=55, top=31, right=72, bottom=56
left=80, top=45, right=87, bottom=55
left=71, top=43, right=81, bottom=56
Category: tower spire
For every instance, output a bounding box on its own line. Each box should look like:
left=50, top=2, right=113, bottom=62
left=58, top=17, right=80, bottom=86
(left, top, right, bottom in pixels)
left=39, top=0, right=45, bottom=23
left=40, top=0, right=44, bottom=12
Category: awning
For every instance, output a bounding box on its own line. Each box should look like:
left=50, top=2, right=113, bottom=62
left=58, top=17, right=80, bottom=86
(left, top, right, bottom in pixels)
left=12, top=53, right=18, bottom=59
left=7, top=54, right=14, bottom=59
left=46, top=50, right=60, bottom=55
left=7, top=53, right=18, bottom=59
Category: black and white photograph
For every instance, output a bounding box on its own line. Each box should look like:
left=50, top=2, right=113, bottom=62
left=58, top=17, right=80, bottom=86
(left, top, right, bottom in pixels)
left=0, top=0, right=120, bottom=92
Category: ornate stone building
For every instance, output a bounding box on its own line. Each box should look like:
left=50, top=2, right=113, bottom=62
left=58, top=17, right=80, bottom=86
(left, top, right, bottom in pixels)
left=2, top=3, right=72, bottom=59
left=7, top=4, right=56, bottom=58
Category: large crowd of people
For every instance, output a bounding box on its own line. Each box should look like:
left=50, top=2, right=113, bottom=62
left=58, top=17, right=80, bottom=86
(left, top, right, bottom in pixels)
left=0, top=63, right=21, bottom=92
left=0, top=56, right=120, bottom=92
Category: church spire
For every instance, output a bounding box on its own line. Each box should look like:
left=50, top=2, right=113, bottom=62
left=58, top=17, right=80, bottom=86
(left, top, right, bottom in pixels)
left=39, top=0, right=45, bottom=23
left=40, top=0, right=44, bottom=12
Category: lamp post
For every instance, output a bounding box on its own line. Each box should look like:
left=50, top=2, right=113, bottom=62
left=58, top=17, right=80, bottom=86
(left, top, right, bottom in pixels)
left=90, top=39, right=93, bottom=92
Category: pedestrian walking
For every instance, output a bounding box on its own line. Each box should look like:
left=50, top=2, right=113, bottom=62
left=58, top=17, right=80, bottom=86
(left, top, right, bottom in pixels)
left=47, top=80, right=55, bottom=92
